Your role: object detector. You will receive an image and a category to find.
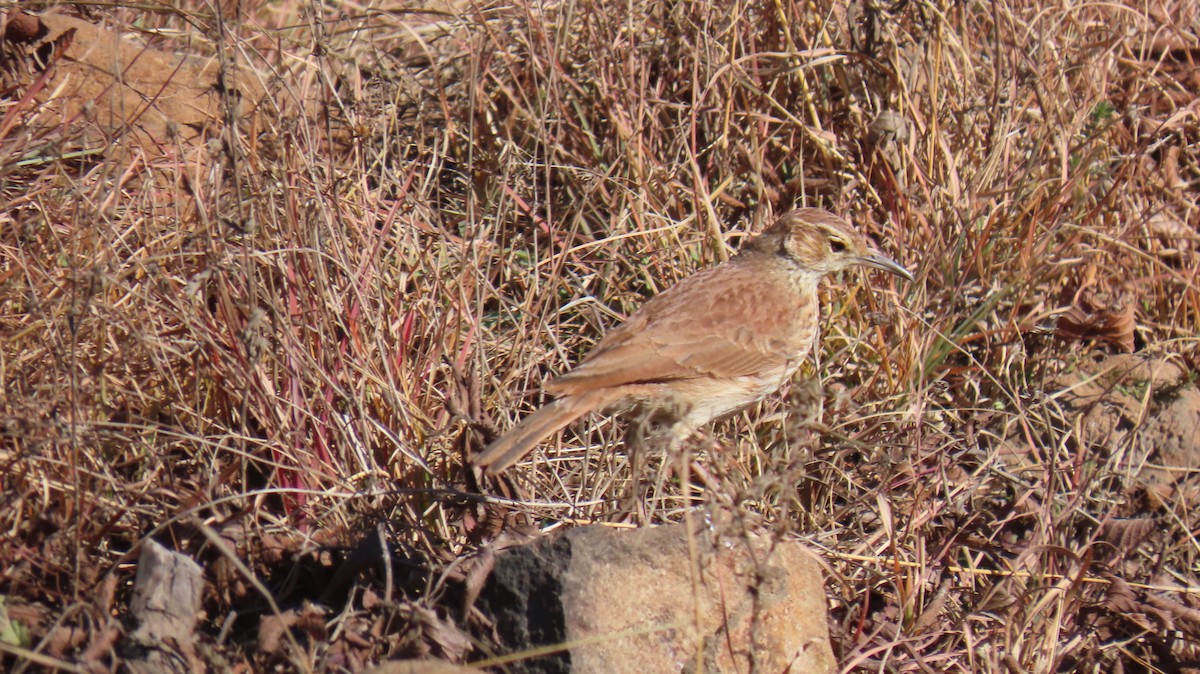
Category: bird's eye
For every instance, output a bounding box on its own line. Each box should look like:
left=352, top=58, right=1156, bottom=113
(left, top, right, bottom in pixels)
left=829, top=237, right=848, bottom=253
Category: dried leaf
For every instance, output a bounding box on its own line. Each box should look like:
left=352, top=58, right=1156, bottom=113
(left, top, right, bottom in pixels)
left=1147, top=210, right=1197, bottom=257
left=258, top=610, right=299, bottom=656
left=1159, top=146, right=1185, bottom=190
left=1097, top=518, right=1158, bottom=557
left=460, top=547, right=495, bottom=615
left=295, top=603, right=329, bottom=643
left=412, top=604, right=472, bottom=663
left=1146, top=593, right=1200, bottom=638
left=1055, top=290, right=1136, bottom=352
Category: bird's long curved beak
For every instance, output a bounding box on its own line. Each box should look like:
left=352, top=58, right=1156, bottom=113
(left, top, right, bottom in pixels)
left=859, top=252, right=914, bottom=281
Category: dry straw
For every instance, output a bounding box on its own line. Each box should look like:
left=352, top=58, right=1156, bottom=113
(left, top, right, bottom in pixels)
left=2, top=0, right=1199, bottom=670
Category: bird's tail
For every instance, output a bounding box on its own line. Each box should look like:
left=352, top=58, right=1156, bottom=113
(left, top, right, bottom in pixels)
left=474, top=389, right=620, bottom=474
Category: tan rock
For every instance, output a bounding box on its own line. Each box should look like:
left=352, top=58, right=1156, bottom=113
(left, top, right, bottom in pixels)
left=477, top=521, right=835, bottom=674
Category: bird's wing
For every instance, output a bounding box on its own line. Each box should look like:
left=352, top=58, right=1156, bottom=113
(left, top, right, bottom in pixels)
left=546, top=264, right=816, bottom=396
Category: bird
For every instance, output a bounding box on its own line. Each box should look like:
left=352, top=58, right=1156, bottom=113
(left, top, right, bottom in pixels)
left=473, top=208, right=913, bottom=474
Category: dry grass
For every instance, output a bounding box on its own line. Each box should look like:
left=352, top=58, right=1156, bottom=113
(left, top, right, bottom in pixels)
left=2, top=0, right=1200, bottom=671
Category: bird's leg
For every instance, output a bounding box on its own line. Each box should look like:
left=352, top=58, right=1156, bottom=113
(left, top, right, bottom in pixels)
left=619, top=402, right=689, bottom=524
left=619, top=409, right=651, bottom=524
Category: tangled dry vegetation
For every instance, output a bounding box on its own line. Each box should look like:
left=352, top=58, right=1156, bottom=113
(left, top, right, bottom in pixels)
left=2, top=0, right=1199, bottom=671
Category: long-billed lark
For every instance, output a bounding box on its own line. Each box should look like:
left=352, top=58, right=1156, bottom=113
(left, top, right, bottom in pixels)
left=474, top=208, right=913, bottom=474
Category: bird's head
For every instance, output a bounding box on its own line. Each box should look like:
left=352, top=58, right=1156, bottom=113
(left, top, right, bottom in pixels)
left=744, top=208, right=913, bottom=281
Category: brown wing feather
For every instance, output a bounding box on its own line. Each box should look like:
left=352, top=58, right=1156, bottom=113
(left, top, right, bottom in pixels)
left=546, top=262, right=814, bottom=396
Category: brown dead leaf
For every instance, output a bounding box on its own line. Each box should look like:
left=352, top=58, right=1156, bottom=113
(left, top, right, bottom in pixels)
left=78, top=624, right=121, bottom=669
left=459, top=547, right=494, bottom=615
left=258, top=610, right=299, bottom=656
left=296, top=603, right=329, bottom=642
left=1159, top=146, right=1185, bottom=190
left=254, top=606, right=331, bottom=657
left=1103, top=574, right=1182, bottom=636
left=1055, top=288, right=1137, bottom=353
left=1102, top=575, right=1139, bottom=614
left=1146, top=593, right=1200, bottom=637
left=1097, top=518, right=1158, bottom=560
left=1147, top=209, right=1197, bottom=257
left=362, top=587, right=381, bottom=611
left=45, top=624, right=89, bottom=658
left=412, top=604, right=472, bottom=663
left=1, top=11, right=272, bottom=157
left=1102, top=575, right=1156, bottom=632
left=912, top=577, right=952, bottom=633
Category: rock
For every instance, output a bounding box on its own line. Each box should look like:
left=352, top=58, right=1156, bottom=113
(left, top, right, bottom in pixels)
left=475, top=521, right=835, bottom=674
left=123, top=539, right=205, bottom=674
